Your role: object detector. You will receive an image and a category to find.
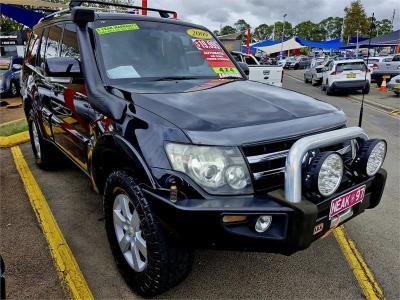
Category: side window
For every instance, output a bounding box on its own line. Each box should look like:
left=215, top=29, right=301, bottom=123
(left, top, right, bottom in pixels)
left=38, top=27, right=49, bottom=69
left=25, top=28, right=42, bottom=65
left=245, top=56, right=257, bottom=65
left=60, top=23, right=80, bottom=60
left=45, top=24, right=63, bottom=60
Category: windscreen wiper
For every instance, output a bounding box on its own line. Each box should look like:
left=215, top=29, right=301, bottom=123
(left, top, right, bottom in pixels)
left=154, top=76, right=199, bottom=81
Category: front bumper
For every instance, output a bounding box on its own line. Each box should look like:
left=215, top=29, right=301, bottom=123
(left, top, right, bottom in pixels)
left=144, top=169, right=386, bottom=255
left=331, top=80, right=369, bottom=91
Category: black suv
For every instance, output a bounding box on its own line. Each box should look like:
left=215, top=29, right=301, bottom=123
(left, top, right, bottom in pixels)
left=22, top=1, right=387, bottom=296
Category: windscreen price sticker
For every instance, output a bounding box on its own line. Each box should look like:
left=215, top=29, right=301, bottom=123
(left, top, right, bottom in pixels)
left=193, top=39, right=241, bottom=78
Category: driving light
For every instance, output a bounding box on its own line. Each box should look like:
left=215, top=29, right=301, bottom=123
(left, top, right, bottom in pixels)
left=305, top=151, right=344, bottom=197
left=353, top=139, right=386, bottom=177
left=255, top=216, right=272, bottom=233
left=166, top=143, right=253, bottom=195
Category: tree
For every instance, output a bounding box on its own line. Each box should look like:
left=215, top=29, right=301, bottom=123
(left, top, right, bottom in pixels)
left=213, top=30, right=220, bottom=36
left=219, top=25, right=236, bottom=36
left=0, top=16, right=23, bottom=33
left=374, top=19, right=392, bottom=37
left=319, top=17, right=343, bottom=39
left=234, top=19, right=250, bottom=32
left=253, top=24, right=273, bottom=41
left=343, top=0, right=369, bottom=42
left=294, top=21, right=325, bottom=41
left=273, top=21, right=293, bottom=40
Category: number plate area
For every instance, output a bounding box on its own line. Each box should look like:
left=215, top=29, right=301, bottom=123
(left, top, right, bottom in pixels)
left=329, top=185, right=366, bottom=219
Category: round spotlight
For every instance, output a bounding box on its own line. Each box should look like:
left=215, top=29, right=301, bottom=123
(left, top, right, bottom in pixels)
left=255, top=216, right=272, bottom=233
left=306, top=151, right=344, bottom=197
left=354, top=139, right=387, bottom=177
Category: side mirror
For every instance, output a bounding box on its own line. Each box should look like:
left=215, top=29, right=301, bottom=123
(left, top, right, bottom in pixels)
left=12, top=64, right=22, bottom=71
left=237, top=61, right=250, bottom=76
left=45, top=57, right=81, bottom=78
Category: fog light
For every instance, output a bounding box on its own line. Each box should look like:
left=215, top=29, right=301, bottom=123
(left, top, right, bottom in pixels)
left=255, top=216, right=272, bottom=233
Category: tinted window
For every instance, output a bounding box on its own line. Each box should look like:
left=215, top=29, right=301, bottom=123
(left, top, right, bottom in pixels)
left=38, top=27, right=49, bottom=69
left=245, top=56, right=257, bottom=65
left=392, top=55, right=400, bottom=62
left=60, top=23, right=80, bottom=59
left=25, top=28, right=42, bottom=65
left=336, top=62, right=366, bottom=71
left=45, top=24, right=63, bottom=59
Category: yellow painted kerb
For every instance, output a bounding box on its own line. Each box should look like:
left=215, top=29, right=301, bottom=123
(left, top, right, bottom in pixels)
left=11, top=146, right=94, bottom=300
left=0, top=131, right=30, bottom=148
left=334, top=226, right=384, bottom=300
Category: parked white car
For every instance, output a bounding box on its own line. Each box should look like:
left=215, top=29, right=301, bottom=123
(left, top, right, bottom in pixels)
left=387, top=74, right=400, bottom=96
left=321, top=59, right=371, bottom=95
left=231, top=51, right=283, bottom=87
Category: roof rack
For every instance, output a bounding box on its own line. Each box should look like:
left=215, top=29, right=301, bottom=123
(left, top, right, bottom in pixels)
left=69, top=0, right=177, bottom=19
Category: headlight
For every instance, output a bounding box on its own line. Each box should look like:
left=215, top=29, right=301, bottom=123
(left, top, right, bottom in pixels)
left=354, top=139, right=387, bottom=177
left=165, top=143, right=253, bottom=195
left=305, top=151, right=344, bottom=197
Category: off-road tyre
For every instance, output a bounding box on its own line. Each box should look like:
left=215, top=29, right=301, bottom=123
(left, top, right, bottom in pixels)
left=104, top=170, right=193, bottom=297
left=28, top=111, right=58, bottom=169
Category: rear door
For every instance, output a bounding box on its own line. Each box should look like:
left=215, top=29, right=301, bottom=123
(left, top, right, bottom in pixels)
left=335, top=61, right=369, bottom=82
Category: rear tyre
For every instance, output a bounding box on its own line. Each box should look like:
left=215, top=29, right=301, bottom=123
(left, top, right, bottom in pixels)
left=325, top=84, right=333, bottom=95
left=304, top=75, right=309, bottom=83
left=362, top=84, right=370, bottom=94
left=28, top=111, right=58, bottom=169
left=104, top=171, right=193, bottom=297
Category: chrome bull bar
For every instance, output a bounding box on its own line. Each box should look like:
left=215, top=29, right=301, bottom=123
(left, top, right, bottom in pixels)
left=284, top=127, right=369, bottom=203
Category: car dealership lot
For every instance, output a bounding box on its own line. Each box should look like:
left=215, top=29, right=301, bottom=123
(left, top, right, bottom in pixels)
left=1, top=75, right=399, bottom=299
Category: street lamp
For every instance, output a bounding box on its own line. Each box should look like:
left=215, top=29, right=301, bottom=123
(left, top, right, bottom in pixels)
left=280, top=13, right=287, bottom=59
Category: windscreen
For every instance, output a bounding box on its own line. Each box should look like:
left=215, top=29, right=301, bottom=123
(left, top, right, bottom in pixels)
left=94, top=20, right=242, bottom=82
left=336, top=62, right=366, bottom=72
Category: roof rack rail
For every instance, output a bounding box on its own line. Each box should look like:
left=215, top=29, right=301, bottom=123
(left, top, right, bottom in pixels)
left=69, top=0, right=177, bottom=19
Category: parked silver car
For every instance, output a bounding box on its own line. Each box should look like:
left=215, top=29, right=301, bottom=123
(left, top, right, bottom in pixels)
left=304, top=58, right=330, bottom=86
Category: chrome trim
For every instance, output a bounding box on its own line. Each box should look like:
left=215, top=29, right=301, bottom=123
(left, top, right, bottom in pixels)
left=253, top=167, right=285, bottom=180
left=284, top=127, right=368, bottom=203
left=247, top=149, right=289, bottom=164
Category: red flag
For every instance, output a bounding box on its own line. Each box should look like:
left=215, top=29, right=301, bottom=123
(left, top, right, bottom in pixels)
left=142, top=0, right=147, bottom=16
left=246, top=28, right=251, bottom=55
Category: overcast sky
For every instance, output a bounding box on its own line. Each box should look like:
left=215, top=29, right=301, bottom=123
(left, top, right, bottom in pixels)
left=148, top=0, right=399, bottom=31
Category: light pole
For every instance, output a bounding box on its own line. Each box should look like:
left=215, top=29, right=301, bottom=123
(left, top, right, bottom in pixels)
left=280, top=14, right=287, bottom=59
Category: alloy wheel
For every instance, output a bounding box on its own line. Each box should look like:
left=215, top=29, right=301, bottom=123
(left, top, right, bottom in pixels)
left=31, top=122, right=41, bottom=159
left=113, top=193, right=147, bottom=272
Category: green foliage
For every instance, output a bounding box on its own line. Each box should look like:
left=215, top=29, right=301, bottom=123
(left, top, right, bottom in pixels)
left=0, top=16, right=23, bottom=33
left=343, top=0, right=369, bottom=42
left=253, top=24, right=273, bottom=41
left=374, top=19, right=393, bottom=37
left=219, top=25, right=236, bottom=36
left=273, top=21, right=293, bottom=40
left=0, top=120, right=28, bottom=137
left=294, top=21, right=325, bottom=41
left=319, top=17, right=343, bottom=39
left=234, top=19, right=250, bottom=32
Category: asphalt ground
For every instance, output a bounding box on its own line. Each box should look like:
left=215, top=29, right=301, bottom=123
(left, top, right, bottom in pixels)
left=0, top=74, right=399, bottom=299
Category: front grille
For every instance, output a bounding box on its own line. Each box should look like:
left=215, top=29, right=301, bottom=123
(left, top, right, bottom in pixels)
left=242, top=136, right=354, bottom=193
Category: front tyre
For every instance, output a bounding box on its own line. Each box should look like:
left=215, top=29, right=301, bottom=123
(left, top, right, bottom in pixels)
left=10, top=81, right=19, bottom=97
left=28, top=111, right=57, bottom=169
left=104, top=171, right=193, bottom=297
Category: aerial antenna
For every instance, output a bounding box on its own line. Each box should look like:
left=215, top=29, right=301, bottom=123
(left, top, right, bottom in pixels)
left=358, top=12, right=375, bottom=128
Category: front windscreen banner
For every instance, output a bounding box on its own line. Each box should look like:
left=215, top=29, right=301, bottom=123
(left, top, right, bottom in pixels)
left=187, top=28, right=241, bottom=79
